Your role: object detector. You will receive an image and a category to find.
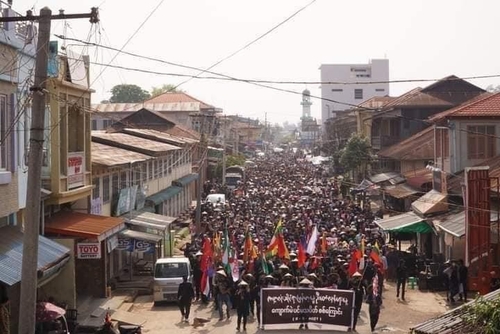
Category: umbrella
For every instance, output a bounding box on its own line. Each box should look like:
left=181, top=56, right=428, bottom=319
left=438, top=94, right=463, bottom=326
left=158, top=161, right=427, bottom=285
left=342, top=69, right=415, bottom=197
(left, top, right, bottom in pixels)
left=36, top=302, right=66, bottom=322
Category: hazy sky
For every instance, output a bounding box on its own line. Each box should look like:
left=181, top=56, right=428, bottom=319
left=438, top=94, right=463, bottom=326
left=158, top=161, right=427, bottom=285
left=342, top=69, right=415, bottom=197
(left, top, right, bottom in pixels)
left=12, top=0, right=500, bottom=124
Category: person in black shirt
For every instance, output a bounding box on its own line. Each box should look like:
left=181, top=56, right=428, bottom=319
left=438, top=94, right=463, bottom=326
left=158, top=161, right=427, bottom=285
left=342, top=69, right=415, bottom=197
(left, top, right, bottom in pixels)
left=178, top=276, right=195, bottom=322
left=396, top=259, right=408, bottom=301
left=235, top=281, right=251, bottom=332
left=458, top=259, right=468, bottom=302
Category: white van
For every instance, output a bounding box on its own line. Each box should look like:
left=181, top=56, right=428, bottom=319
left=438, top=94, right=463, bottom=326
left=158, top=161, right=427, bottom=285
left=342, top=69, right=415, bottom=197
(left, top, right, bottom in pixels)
left=153, top=257, right=191, bottom=304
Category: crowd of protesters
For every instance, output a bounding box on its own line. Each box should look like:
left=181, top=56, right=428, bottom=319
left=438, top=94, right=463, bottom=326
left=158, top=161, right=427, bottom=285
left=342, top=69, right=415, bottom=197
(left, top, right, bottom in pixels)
left=183, top=151, right=404, bottom=332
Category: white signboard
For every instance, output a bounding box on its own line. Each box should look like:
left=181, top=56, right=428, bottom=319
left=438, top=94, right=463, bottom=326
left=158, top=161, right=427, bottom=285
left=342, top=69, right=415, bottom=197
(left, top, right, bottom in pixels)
left=77, top=242, right=101, bottom=259
left=68, top=152, right=85, bottom=189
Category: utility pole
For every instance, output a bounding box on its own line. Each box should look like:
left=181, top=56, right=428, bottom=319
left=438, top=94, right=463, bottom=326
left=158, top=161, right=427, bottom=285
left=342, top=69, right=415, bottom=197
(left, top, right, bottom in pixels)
left=0, top=7, right=99, bottom=334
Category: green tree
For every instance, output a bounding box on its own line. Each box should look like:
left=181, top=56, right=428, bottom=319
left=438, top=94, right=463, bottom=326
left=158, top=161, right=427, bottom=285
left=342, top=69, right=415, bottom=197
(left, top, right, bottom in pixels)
left=340, top=134, right=372, bottom=181
left=463, top=296, right=500, bottom=334
left=109, top=84, right=150, bottom=103
left=151, top=84, right=184, bottom=97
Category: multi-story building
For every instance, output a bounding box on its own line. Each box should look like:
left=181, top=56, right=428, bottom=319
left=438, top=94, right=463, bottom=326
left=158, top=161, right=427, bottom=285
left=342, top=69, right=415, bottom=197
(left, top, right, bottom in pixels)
left=319, top=59, right=389, bottom=128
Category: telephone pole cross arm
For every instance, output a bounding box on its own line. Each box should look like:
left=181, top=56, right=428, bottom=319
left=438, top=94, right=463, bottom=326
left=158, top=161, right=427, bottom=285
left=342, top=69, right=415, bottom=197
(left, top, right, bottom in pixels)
left=4, top=6, right=99, bottom=334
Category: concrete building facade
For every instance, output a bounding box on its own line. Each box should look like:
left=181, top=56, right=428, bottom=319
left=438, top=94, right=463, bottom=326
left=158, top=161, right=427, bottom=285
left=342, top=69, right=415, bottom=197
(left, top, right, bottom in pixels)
left=319, top=59, right=389, bottom=128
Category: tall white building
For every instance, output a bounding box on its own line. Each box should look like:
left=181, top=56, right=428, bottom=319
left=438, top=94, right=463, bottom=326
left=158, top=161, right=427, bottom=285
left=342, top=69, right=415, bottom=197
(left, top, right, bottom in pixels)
left=319, top=59, right=389, bottom=128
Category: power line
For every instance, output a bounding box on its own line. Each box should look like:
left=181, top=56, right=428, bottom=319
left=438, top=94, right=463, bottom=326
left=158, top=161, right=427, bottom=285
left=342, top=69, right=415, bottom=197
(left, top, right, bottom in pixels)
left=55, top=37, right=500, bottom=87
left=172, top=0, right=317, bottom=90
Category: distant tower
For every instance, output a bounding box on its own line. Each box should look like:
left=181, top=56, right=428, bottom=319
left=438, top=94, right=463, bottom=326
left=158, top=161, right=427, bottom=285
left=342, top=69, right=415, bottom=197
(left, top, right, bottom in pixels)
left=301, top=89, right=312, bottom=120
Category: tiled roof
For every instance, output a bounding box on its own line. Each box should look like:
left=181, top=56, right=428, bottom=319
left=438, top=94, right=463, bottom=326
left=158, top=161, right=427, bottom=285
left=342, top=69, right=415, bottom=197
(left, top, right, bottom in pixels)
left=146, top=92, right=214, bottom=109
left=429, top=92, right=499, bottom=122
left=377, top=126, right=434, bottom=160
left=92, top=142, right=152, bottom=167
left=91, top=102, right=201, bottom=113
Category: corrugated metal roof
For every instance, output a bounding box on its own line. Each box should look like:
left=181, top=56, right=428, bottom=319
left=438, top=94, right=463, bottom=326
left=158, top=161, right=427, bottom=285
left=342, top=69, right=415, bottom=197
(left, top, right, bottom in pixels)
left=146, top=186, right=183, bottom=205
left=404, top=168, right=434, bottom=189
left=45, top=211, right=125, bottom=242
left=122, top=128, right=198, bottom=145
left=120, top=229, right=163, bottom=243
left=369, top=172, right=405, bottom=184
left=126, top=210, right=177, bottom=231
left=374, top=211, right=425, bottom=231
left=384, top=183, right=421, bottom=199
left=433, top=211, right=465, bottom=237
left=0, top=226, right=70, bottom=286
left=378, top=126, right=435, bottom=161
left=92, top=131, right=181, bottom=157
left=91, top=102, right=201, bottom=113
left=412, top=190, right=448, bottom=215
left=411, top=288, right=500, bottom=334
left=92, top=142, right=152, bottom=167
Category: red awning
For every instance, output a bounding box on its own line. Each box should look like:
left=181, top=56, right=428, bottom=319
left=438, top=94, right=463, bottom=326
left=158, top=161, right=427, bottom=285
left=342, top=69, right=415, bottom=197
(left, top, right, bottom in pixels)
left=45, top=211, right=125, bottom=242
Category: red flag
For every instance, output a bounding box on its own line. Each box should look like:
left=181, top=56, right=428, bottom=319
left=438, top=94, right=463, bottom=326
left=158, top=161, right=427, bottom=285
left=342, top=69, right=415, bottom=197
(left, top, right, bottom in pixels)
left=277, top=234, right=290, bottom=259
left=321, top=232, right=327, bottom=255
left=200, top=237, right=213, bottom=296
left=309, top=256, right=320, bottom=270
left=297, top=239, right=306, bottom=268
left=348, top=251, right=359, bottom=276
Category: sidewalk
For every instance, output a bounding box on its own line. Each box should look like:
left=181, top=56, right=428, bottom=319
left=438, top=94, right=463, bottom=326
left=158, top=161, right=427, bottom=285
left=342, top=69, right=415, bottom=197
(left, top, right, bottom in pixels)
left=76, top=290, right=139, bottom=328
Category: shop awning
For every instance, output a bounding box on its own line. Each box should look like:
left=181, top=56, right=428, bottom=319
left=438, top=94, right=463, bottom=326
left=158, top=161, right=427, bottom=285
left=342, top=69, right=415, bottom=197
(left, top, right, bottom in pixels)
left=384, top=183, right=421, bottom=199
left=45, top=211, right=125, bottom=242
left=120, top=229, right=163, bottom=243
left=146, top=186, right=182, bottom=205
left=433, top=211, right=465, bottom=238
left=0, top=226, right=70, bottom=286
left=172, top=173, right=198, bottom=187
left=126, top=210, right=176, bottom=232
left=411, top=189, right=448, bottom=216
left=374, top=211, right=432, bottom=233
left=369, top=172, right=405, bottom=185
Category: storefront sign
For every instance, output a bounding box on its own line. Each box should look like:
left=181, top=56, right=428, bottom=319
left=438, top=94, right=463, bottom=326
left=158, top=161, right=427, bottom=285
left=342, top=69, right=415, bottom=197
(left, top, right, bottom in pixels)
left=68, top=152, right=85, bottom=189
left=107, top=235, right=118, bottom=253
left=77, top=242, right=101, bottom=259
left=133, top=239, right=155, bottom=254
left=260, top=288, right=354, bottom=329
left=115, top=187, right=131, bottom=216
left=90, top=198, right=102, bottom=215
left=117, top=238, right=134, bottom=252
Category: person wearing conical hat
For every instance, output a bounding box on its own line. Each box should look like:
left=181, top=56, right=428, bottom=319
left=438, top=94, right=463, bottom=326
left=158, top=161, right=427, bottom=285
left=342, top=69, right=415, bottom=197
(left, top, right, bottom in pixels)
left=215, top=269, right=231, bottom=321
left=297, top=277, right=312, bottom=330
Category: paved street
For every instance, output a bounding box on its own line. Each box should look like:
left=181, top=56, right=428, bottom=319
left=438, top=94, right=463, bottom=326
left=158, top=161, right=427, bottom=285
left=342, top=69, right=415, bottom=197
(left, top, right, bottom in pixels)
left=130, top=282, right=448, bottom=334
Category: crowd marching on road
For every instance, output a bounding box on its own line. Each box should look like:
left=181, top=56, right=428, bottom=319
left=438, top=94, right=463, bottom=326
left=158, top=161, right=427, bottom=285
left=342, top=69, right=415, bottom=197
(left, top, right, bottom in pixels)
left=181, top=151, right=407, bottom=333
